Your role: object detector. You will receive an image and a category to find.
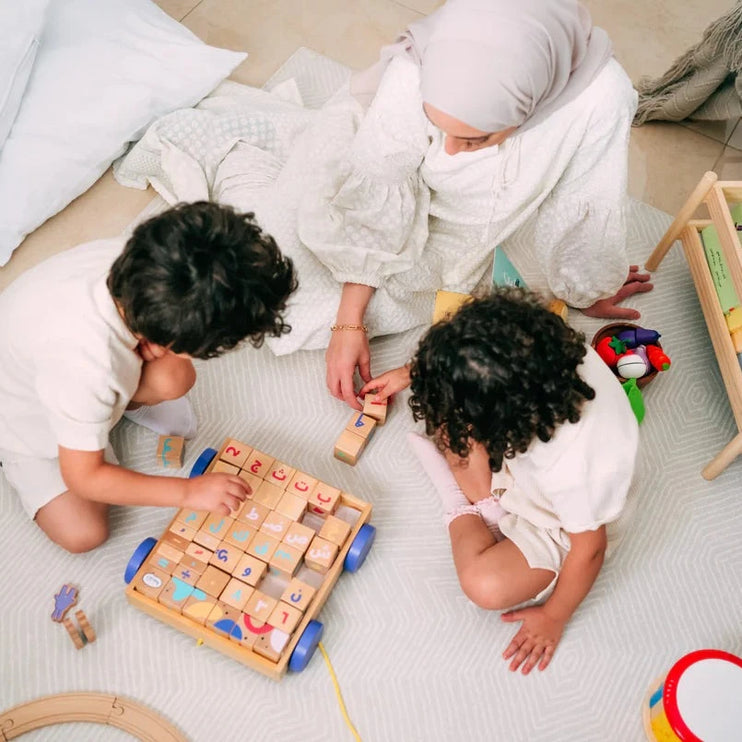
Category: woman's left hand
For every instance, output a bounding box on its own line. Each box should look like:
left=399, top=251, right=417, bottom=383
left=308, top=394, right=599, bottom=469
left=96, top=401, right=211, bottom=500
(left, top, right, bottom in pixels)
left=580, top=265, right=653, bottom=320
left=501, top=605, right=566, bottom=673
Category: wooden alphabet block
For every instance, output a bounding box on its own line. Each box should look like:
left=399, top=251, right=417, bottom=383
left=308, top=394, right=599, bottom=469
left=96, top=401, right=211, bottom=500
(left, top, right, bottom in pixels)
left=174, top=509, right=207, bottom=530
left=304, top=536, right=339, bottom=574
left=209, top=542, right=243, bottom=573
left=345, top=412, right=376, bottom=441
left=244, top=590, right=277, bottom=623
left=267, top=602, right=303, bottom=634
left=219, top=439, right=251, bottom=468
left=169, top=522, right=196, bottom=542
left=160, top=529, right=191, bottom=552
left=307, top=482, right=341, bottom=516
left=220, top=578, right=254, bottom=611
left=195, top=564, right=232, bottom=598
left=237, top=470, right=261, bottom=496
left=285, top=471, right=317, bottom=498
left=223, top=522, right=256, bottom=550
left=211, top=460, right=240, bottom=476
left=266, top=460, right=296, bottom=488
left=268, top=544, right=303, bottom=579
left=148, top=552, right=178, bottom=576
left=182, top=593, right=218, bottom=625
left=433, top=289, right=471, bottom=323
left=242, top=449, right=275, bottom=479
left=184, top=542, right=212, bottom=565
left=363, top=392, right=388, bottom=425
left=171, top=561, right=200, bottom=585
left=156, top=435, right=184, bottom=468
left=333, top=429, right=366, bottom=466
left=237, top=501, right=270, bottom=529
left=206, top=602, right=242, bottom=640
left=280, top=578, right=317, bottom=613
left=158, top=577, right=195, bottom=614
left=283, top=522, right=315, bottom=554
left=318, top=514, right=352, bottom=547
left=192, top=529, right=222, bottom=551
left=275, top=491, right=307, bottom=522
left=232, top=554, right=267, bottom=586
left=203, top=514, right=234, bottom=541
left=246, top=533, right=280, bottom=564
left=260, top=511, right=292, bottom=540
left=253, top=627, right=291, bottom=662
left=253, top=480, right=284, bottom=510
left=132, top=567, right=169, bottom=600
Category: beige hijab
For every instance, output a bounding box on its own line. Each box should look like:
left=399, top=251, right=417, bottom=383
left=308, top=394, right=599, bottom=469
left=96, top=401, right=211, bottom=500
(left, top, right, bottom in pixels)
left=351, top=0, right=613, bottom=135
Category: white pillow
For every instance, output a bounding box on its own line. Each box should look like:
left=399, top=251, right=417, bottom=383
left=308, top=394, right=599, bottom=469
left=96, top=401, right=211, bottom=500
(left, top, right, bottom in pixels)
left=0, top=0, right=246, bottom=266
left=0, top=1, right=48, bottom=148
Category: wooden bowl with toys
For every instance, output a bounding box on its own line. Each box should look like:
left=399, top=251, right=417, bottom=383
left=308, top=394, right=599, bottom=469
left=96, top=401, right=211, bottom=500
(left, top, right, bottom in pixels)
left=591, top=322, right=671, bottom=390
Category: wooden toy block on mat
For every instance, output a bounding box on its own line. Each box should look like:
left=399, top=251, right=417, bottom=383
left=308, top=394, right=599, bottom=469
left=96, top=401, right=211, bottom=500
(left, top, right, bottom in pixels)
left=334, top=413, right=377, bottom=466
left=362, top=392, right=388, bottom=425
left=125, top=437, right=374, bottom=680
left=156, top=435, right=184, bottom=468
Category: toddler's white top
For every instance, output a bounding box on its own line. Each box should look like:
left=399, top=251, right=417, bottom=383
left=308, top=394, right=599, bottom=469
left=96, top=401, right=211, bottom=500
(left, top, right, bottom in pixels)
left=0, top=238, right=141, bottom=458
left=500, top=346, right=639, bottom=538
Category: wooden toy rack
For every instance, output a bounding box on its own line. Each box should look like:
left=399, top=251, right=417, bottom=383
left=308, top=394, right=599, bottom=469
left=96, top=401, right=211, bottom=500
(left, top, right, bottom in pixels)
left=645, top=171, right=742, bottom=479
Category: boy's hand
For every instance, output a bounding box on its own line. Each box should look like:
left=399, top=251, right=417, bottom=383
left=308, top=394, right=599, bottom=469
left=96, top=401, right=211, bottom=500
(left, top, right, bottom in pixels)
left=501, top=605, right=566, bottom=674
left=183, top=473, right=250, bottom=515
left=359, top=365, right=411, bottom=403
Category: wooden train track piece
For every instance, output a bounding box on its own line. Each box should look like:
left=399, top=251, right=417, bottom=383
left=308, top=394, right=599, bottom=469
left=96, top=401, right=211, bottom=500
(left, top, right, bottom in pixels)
left=0, top=692, right=187, bottom=741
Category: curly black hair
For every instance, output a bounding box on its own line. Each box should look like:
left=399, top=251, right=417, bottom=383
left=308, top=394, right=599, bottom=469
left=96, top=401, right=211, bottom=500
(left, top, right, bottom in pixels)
left=409, top=287, right=595, bottom=472
left=108, top=201, right=297, bottom=359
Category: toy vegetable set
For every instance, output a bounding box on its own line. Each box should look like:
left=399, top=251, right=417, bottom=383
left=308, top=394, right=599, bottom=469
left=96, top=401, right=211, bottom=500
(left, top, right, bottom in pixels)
left=592, top=323, right=671, bottom=423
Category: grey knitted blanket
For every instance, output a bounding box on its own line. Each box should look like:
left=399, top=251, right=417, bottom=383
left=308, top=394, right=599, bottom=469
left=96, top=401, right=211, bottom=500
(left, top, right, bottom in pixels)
left=633, top=1, right=742, bottom=124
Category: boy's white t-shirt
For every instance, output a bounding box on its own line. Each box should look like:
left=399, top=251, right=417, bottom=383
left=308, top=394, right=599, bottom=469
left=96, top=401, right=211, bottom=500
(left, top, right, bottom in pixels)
left=0, top=238, right=142, bottom=458
left=499, top=345, right=639, bottom=539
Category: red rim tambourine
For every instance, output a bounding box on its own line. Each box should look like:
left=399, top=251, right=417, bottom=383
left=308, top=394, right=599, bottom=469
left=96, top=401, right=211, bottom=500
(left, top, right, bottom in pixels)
left=646, top=649, right=742, bottom=741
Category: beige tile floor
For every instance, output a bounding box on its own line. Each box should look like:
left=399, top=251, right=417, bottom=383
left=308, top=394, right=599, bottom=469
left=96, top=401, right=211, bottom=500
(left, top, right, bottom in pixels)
left=0, top=0, right=740, bottom=292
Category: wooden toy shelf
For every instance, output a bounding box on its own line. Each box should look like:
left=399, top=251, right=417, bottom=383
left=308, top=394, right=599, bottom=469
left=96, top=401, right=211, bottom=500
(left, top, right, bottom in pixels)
left=646, top=171, right=742, bottom=480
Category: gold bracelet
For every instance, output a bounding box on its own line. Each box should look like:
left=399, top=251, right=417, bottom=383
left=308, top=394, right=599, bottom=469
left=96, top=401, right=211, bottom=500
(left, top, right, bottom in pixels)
left=330, top=324, right=368, bottom=332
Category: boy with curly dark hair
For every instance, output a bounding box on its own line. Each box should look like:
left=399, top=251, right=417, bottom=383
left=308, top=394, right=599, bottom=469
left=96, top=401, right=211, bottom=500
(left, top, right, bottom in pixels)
left=361, top=287, right=638, bottom=674
left=0, top=201, right=296, bottom=554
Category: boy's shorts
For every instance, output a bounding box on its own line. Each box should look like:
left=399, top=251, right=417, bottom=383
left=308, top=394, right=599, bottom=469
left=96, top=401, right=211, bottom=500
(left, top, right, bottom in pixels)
left=0, top=444, right=118, bottom=519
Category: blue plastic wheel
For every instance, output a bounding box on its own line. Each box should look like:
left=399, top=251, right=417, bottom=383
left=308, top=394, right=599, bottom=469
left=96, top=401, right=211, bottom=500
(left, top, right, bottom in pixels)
left=288, top=619, right=324, bottom=672
left=189, top=447, right=218, bottom=478
left=343, top=523, right=376, bottom=573
left=124, top=537, right=157, bottom=584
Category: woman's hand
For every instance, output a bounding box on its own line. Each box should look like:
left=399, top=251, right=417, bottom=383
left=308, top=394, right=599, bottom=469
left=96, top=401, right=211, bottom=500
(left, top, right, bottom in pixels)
left=581, top=265, right=653, bottom=320
left=183, top=473, right=250, bottom=516
left=326, top=330, right=371, bottom=410
left=500, top=605, right=566, bottom=674
left=359, top=365, right=412, bottom=403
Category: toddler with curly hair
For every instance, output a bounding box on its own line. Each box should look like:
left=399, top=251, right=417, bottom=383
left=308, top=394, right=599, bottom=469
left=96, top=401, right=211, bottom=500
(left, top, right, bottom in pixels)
left=0, top=201, right=296, bottom=553
left=361, top=287, right=638, bottom=673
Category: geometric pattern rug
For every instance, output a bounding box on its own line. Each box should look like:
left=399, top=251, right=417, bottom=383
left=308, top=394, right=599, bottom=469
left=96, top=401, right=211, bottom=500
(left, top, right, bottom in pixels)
left=1, top=49, right=741, bottom=742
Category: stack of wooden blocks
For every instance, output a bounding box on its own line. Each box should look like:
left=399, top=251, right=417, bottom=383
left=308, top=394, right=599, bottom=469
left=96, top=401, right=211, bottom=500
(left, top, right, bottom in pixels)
left=333, top=393, right=388, bottom=465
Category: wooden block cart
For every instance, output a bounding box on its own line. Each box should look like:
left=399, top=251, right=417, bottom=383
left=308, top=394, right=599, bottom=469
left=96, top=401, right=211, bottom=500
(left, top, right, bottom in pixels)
left=645, top=171, right=742, bottom=479
left=124, top=438, right=376, bottom=680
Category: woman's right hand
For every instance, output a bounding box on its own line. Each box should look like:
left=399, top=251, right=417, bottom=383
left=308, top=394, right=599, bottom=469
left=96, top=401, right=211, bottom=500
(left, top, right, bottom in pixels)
left=326, top=329, right=371, bottom=410
left=183, top=473, right=250, bottom=516
left=359, top=365, right=412, bottom=402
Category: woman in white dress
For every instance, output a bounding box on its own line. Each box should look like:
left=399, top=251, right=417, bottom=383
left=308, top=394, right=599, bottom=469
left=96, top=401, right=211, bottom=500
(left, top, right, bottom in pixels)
left=323, top=0, right=651, bottom=408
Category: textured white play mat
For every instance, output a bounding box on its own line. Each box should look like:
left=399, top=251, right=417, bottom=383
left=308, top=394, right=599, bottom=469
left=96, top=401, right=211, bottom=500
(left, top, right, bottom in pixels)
left=1, top=49, right=741, bottom=742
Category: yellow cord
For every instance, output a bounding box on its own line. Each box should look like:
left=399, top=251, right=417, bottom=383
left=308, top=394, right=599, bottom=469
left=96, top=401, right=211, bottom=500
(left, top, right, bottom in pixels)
left=318, top=641, right=362, bottom=742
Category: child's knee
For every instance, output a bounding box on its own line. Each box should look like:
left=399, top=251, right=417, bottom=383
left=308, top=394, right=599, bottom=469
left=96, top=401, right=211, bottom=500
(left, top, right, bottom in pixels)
left=139, top=355, right=196, bottom=402
left=50, top=521, right=110, bottom=554
left=458, top=566, right=513, bottom=611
